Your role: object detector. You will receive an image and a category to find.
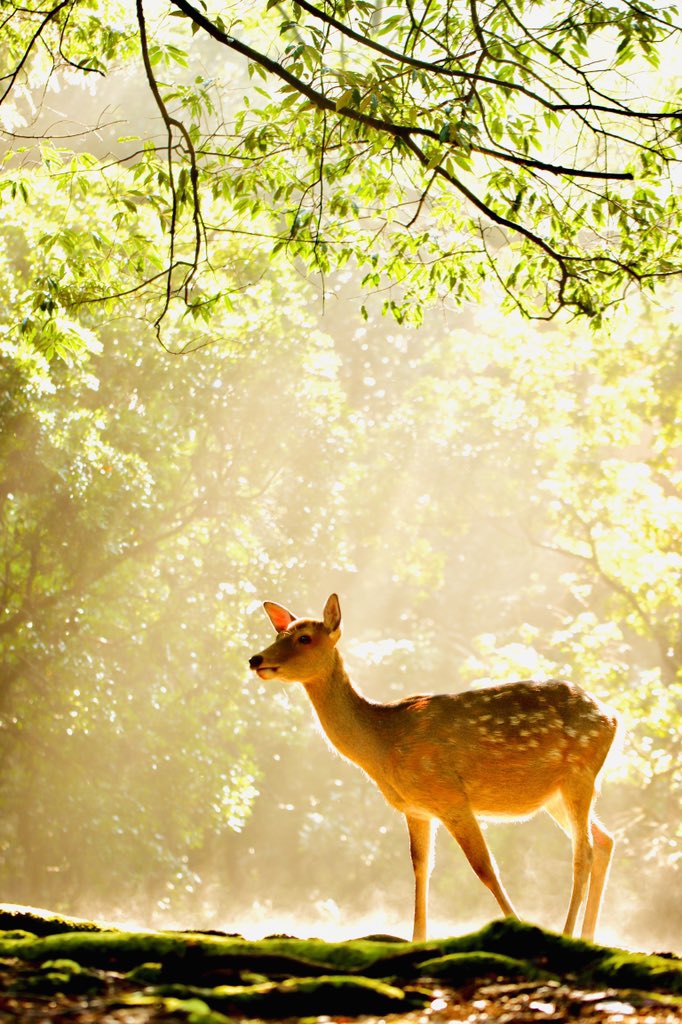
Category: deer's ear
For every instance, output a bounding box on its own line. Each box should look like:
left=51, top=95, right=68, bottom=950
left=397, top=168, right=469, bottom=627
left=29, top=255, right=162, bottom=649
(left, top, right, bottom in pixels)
left=323, top=593, right=342, bottom=636
left=263, top=602, right=297, bottom=633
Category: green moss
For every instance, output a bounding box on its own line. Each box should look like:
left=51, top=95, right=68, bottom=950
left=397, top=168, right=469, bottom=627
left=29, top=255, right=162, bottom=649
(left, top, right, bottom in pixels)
left=0, top=928, right=410, bottom=976
left=150, top=974, right=429, bottom=1018
left=430, top=918, right=608, bottom=977
left=0, top=904, right=112, bottom=936
left=0, top=929, right=175, bottom=967
left=9, top=958, right=107, bottom=996
left=416, top=951, right=551, bottom=983
left=592, top=951, right=682, bottom=993
left=434, top=918, right=682, bottom=994
left=0, top=929, right=36, bottom=941
left=128, top=995, right=233, bottom=1024
left=170, top=997, right=233, bottom=1023
left=255, top=936, right=414, bottom=973
left=125, top=961, right=165, bottom=984
left=435, top=917, right=596, bottom=967
left=1, top=904, right=680, bottom=1018
left=239, top=970, right=270, bottom=985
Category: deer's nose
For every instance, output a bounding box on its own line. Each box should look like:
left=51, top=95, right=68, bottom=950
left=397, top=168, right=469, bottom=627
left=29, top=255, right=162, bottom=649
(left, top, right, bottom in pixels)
left=249, top=654, right=263, bottom=669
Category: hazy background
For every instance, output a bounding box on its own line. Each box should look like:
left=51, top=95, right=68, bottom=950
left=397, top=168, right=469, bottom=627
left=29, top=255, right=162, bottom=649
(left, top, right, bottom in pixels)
left=1, top=4, right=681, bottom=955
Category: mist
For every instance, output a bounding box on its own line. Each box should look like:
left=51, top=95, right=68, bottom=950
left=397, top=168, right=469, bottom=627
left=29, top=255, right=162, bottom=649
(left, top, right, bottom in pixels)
left=1, top=4, right=681, bottom=960
left=3, top=277, right=680, bottom=955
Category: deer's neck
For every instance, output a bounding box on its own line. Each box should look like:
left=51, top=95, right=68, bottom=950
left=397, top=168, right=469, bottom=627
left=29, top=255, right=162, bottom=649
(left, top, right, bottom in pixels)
left=303, top=653, right=383, bottom=770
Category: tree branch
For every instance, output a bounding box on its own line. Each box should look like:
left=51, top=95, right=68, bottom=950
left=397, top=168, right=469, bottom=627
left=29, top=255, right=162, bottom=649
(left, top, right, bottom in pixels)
left=167, top=0, right=635, bottom=227
left=0, top=0, right=71, bottom=105
left=136, top=0, right=204, bottom=329
left=169, top=0, right=660, bottom=184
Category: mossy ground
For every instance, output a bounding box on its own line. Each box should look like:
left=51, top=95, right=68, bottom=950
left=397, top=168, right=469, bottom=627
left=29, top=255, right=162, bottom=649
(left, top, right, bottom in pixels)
left=0, top=905, right=679, bottom=1022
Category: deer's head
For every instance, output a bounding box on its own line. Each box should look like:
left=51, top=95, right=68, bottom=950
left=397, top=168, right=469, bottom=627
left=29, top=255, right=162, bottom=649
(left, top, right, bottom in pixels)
left=249, top=593, right=342, bottom=684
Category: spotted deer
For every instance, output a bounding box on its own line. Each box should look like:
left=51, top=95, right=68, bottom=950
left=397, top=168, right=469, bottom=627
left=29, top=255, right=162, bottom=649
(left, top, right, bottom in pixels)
left=249, top=593, right=618, bottom=942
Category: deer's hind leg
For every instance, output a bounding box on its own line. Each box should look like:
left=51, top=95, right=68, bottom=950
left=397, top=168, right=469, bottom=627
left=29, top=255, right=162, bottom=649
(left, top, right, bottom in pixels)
left=545, top=779, right=600, bottom=938
left=581, top=815, right=614, bottom=940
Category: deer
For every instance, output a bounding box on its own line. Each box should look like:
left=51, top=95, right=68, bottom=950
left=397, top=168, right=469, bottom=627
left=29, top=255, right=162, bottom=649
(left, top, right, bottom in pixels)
left=249, top=593, right=618, bottom=943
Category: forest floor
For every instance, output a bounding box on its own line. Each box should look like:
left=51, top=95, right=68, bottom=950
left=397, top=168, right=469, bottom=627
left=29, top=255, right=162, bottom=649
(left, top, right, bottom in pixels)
left=0, top=906, right=679, bottom=1024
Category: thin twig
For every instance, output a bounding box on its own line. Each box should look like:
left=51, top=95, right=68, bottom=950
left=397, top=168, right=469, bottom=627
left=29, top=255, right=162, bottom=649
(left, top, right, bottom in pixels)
left=136, top=0, right=204, bottom=331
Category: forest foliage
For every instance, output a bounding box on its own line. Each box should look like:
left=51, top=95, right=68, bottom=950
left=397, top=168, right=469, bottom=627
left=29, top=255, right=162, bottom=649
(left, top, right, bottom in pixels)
left=2, top=184, right=681, bottom=943
left=1, top=0, right=682, bottom=337
left=0, top=0, right=681, bottom=951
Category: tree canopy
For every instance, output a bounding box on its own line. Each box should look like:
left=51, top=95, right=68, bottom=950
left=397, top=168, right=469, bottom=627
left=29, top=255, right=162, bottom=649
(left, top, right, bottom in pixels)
left=1, top=0, right=682, bottom=341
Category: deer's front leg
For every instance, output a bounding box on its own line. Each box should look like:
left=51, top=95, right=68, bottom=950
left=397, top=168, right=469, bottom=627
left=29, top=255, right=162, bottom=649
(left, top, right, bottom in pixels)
left=406, top=814, right=434, bottom=942
left=442, top=806, right=517, bottom=919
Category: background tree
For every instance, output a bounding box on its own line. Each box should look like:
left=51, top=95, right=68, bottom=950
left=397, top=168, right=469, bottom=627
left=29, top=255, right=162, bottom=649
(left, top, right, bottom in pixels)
left=0, top=175, right=359, bottom=918
left=1, top=172, right=680, bottom=944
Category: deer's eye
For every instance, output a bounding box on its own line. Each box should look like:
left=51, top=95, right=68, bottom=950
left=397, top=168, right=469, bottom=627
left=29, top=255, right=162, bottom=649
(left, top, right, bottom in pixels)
left=298, top=634, right=312, bottom=644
